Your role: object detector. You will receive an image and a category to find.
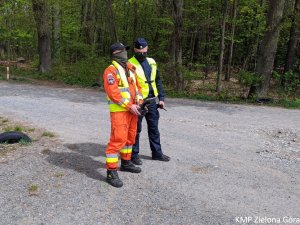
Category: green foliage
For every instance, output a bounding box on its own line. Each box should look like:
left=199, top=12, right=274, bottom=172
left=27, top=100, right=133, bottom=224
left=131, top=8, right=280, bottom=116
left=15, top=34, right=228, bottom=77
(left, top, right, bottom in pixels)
left=277, top=99, right=300, bottom=109
left=282, top=71, right=300, bottom=98
left=238, top=70, right=262, bottom=87
left=58, top=57, right=108, bottom=87
left=0, top=0, right=299, bottom=105
left=182, top=66, right=205, bottom=81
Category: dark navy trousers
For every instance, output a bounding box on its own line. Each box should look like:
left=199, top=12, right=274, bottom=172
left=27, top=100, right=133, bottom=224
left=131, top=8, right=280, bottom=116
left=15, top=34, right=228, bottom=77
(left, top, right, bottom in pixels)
left=132, top=100, right=163, bottom=159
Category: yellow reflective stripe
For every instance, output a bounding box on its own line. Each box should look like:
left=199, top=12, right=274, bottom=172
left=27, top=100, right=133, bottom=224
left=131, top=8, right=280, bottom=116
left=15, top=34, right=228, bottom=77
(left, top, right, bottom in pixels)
left=120, top=148, right=132, bottom=154
left=106, top=157, right=118, bottom=163
left=112, top=61, right=129, bottom=87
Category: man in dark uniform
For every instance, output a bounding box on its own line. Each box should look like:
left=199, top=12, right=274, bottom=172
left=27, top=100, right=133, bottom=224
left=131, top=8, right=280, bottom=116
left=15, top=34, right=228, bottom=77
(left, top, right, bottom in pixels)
left=129, top=38, right=170, bottom=165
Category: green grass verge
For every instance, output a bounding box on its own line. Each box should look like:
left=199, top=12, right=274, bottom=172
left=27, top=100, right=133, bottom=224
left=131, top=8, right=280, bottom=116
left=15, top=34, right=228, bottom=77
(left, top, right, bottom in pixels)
left=9, top=57, right=109, bottom=87
left=165, top=90, right=300, bottom=109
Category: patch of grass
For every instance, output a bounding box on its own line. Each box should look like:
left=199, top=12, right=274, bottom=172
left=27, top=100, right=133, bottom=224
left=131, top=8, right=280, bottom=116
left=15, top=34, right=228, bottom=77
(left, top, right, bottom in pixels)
left=3, top=126, right=14, bottom=132
left=42, top=131, right=55, bottom=138
left=54, top=172, right=65, bottom=178
left=28, top=184, right=39, bottom=195
left=165, top=89, right=300, bottom=109
left=4, top=125, right=24, bottom=132
left=13, top=125, right=23, bottom=132
left=19, top=139, right=31, bottom=146
left=12, top=57, right=108, bottom=87
left=272, top=99, right=300, bottom=109
left=27, top=128, right=35, bottom=132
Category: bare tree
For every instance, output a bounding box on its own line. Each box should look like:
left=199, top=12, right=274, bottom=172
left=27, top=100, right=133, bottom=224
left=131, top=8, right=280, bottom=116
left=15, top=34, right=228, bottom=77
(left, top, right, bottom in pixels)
left=32, top=0, right=51, bottom=73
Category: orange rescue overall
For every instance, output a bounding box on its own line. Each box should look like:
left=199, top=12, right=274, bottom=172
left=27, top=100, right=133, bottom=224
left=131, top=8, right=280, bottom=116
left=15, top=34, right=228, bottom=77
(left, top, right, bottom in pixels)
left=103, top=61, right=142, bottom=170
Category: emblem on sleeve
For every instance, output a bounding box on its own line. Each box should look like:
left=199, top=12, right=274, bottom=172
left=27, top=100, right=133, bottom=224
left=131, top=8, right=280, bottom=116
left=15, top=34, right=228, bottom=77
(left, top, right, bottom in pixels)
left=107, top=74, right=115, bottom=85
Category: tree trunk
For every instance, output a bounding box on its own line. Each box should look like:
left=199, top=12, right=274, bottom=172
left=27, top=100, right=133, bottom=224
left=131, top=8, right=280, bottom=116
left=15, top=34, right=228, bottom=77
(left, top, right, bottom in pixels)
left=107, top=0, right=118, bottom=43
left=251, top=0, right=285, bottom=96
left=52, top=2, right=60, bottom=60
left=171, top=0, right=184, bottom=91
left=190, top=30, right=200, bottom=63
left=216, top=0, right=227, bottom=92
left=285, top=0, right=300, bottom=73
left=32, top=0, right=51, bottom=73
left=225, top=0, right=237, bottom=81
left=133, top=0, right=138, bottom=41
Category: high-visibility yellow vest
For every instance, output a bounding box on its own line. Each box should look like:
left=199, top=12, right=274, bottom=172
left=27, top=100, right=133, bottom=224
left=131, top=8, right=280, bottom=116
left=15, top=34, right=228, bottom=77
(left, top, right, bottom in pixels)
left=129, top=57, right=158, bottom=99
left=107, top=61, right=140, bottom=112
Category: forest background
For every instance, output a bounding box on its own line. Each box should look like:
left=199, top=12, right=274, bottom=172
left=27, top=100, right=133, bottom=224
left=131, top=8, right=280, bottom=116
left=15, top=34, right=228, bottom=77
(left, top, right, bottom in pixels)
left=0, top=0, right=299, bottom=108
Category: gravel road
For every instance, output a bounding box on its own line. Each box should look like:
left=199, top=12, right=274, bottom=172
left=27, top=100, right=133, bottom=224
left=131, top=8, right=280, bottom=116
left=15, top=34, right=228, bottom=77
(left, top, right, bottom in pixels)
left=0, top=81, right=299, bottom=225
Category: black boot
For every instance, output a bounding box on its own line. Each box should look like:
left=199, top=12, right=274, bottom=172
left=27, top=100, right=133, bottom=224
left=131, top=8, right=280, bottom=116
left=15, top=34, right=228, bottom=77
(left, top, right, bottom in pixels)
left=106, top=170, right=123, bottom=188
left=131, top=155, right=143, bottom=165
left=120, top=160, right=142, bottom=173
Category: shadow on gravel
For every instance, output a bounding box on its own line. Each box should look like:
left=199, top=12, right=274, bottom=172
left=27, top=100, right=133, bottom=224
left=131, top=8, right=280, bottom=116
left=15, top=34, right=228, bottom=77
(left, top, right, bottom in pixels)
left=64, top=143, right=106, bottom=157
left=139, top=154, right=152, bottom=160
left=45, top=143, right=107, bottom=181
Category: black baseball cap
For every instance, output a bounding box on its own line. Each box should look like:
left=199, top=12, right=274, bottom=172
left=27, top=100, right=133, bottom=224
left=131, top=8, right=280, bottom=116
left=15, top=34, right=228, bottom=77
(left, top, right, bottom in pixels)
left=110, top=42, right=130, bottom=54
left=134, top=38, right=148, bottom=49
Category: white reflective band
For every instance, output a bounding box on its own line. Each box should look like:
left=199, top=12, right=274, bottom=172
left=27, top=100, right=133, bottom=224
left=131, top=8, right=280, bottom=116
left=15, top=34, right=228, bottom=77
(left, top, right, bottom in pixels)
left=119, top=87, right=129, bottom=92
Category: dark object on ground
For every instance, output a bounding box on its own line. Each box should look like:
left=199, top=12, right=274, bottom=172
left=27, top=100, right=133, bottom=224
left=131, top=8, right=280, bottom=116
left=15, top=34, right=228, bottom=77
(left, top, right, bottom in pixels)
left=0, top=131, right=32, bottom=144
left=256, top=98, right=273, bottom=104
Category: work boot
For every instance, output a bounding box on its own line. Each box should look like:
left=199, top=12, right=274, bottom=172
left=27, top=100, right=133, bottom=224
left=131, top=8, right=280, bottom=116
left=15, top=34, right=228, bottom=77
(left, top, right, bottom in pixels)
left=106, top=170, right=123, bottom=188
left=152, top=154, right=170, bottom=162
left=131, top=156, right=143, bottom=165
left=120, top=160, right=142, bottom=173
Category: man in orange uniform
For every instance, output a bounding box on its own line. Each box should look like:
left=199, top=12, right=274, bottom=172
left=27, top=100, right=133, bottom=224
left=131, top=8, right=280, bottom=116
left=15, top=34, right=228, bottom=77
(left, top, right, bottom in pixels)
left=103, top=42, right=143, bottom=188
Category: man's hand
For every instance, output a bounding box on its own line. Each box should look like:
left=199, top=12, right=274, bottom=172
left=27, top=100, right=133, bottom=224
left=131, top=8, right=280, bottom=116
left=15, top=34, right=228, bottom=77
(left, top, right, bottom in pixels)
left=158, top=101, right=167, bottom=111
left=159, top=101, right=165, bottom=108
left=130, top=104, right=141, bottom=116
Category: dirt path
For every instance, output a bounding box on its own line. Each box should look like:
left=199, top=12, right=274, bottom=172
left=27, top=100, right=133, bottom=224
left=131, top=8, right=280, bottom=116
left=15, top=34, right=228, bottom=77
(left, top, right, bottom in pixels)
left=0, top=81, right=299, bottom=225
